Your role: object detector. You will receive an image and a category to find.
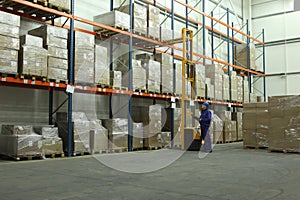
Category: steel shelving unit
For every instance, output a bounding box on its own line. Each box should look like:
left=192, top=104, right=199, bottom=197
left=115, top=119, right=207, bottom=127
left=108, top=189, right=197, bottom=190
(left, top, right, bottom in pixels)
left=0, top=0, right=266, bottom=154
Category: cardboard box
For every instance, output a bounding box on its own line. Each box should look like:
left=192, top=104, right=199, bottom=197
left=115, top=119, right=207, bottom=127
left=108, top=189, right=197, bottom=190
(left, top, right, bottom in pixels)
left=0, top=35, right=19, bottom=50
left=147, top=4, right=160, bottom=39
left=75, top=48, right=95, bottom=84
left=48, top=57, right=68, bottom=70
left=95, top=45, right=109, bottom=85
left=29, top=25, right=68, bottom=40
left=48, top=0, right=70, bottom=11
left=0, top=11, right=20, bottom=27
left=75, top=31, right=95, bottom=49
left=20, top=34, right=43, bottom=48
left=94, top=10, right=130, bottom=31
left=0, top=23, right=19, bottom=38
left=110, top=71, right=122, bottom=88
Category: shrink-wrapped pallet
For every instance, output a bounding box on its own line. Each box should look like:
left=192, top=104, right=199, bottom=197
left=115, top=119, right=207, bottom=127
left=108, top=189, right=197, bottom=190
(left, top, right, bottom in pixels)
left=206, top=64, right=223, bottom=100
left=74, top=48, right=95, bottom=84
left=175, top=62, right=182, bottom=95
left=243, top=78, right=249, bottom=103
left=19, top=45, right=48, bottom=77
left=195, top=64, right=206, bottom=98
left=48, top=46, right=68, bottom=59
left=222, top=74, right=230, bottom=101
left=94, top=10, right=130, bottom=31
left=102, top=118, right=128, bottom=149
left=237, top=76, right=243, bottom=102
left=29, top=25, right=68, bottom=41
left=235, top=43, right=256, bottom=70
left=75, top=31, right=95, bottom=49
left=48, top=57, right=68, bottom=70
left=213, top=114, right=224, bottom=143
left=119, top=3, right=147, bottom=35
left=154, top=53, right=173, bottom=94
left=0, top=48, right=18, bottom=61
left=1, top=125, right=33, bottom=135
left=110, top=71, right=122, bottom=88
left=147, top=4, right=160, bottom=39
left=0, top=35, right=19, bottom=50
left=95, top=45, right=109, bottom=85
left=47, top=67, right=67, bottom=80
left=232, top=112, right=243, bottom=140
left=230, top=71, right=238, bottom=101
left=20, top=34, right=43, bottom=48
left=0, top=59, right=18, bottom=74
left=133, top=122, right=143, bottom=149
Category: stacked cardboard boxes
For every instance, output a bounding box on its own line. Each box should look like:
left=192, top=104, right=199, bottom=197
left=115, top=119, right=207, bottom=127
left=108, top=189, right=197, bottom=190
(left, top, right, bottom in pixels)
left=268, top=96, right=300, bottom=152
left=175, top=62, right=182, bottom=95
left=243, top=103, right=269, bottom=148
left=57, top=112, right=109, bottom=154
left=110, top=71, right=122, bottom=88
left=235, top=43, right=256, bottom=70
left=133, top=122, right=143, bottom=149
left=195, top=64, right=206, bottom=98
left=0, top=11, right=20, bottom=74
left=147, top=4, right=160, bottom=39
left=250, top=93, right=257, bottom=102
left=29, top=25, right=68, bottom=81
left=206, top=64, right=223, bottom=100
left=74, top=31, right=95, bottom=84
left=236, top=76, right=243, bottom=102
left=212, top=114, right=224, bottom=143
left=119, top=3, right=147, bottom=35
left=19, top=35, right=48, bottom=77
left=232, top=112, right=243, bottom=140
left=222, top=74, right=230, bottom=101
left=95, top=45, right=109, bottom=86
left=243, top=78, right=250, bottom=103
left=205, top=78, right=214, bottom=99
left=94, top=10, right=130, bottom=31
left=144, top=104, right=163, bottom=148
left=230, top=71, right=238, bottom=101
left=102, top=118, right=128, bottom=150
left=155, top=53, right=173, bottom=94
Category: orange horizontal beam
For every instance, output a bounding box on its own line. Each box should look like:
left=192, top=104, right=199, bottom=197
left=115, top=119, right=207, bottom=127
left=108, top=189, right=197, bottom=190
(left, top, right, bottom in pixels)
left=142, top=0, right=244, bottom=44
left=174, top=0, right=264, bottom=45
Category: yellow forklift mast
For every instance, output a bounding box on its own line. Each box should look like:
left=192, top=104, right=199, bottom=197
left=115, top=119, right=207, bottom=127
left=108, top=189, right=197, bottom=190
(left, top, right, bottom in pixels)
left=181, top=28, right=201, bottom=151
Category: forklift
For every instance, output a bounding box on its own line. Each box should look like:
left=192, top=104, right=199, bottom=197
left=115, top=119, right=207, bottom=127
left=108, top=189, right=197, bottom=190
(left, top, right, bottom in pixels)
left=181, top=28, right=202, bottom=151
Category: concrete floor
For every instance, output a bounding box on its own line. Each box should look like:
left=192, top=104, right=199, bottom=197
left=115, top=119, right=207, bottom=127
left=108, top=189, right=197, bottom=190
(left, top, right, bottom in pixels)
left=0, top=143, right=299, bottom=200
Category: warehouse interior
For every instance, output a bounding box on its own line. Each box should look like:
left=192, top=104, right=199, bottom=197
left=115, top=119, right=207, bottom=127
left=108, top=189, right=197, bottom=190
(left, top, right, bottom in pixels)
left=0, top=0, right=299, bottom=200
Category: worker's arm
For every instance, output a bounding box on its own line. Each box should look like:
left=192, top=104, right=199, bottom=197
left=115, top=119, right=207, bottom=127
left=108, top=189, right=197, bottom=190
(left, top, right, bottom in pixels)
left=200, top=111, right=212, bottom=123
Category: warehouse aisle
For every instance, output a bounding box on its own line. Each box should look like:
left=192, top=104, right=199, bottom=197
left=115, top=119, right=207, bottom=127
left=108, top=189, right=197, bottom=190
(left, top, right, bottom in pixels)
left=0, top=143, right=299, bottom=200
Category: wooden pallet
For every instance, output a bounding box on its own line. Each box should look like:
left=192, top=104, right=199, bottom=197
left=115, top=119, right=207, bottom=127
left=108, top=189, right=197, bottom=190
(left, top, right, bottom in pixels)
left=243, top=145, right=268, bottom=150
left=132, top=147, right=144, bottom=151
left=44, top=153, right=65, bottom=158
left=96, top=83, right=111, bottom=89
left=20, top=74, right=47, bottom=82
left=96, top=26, right=129, bottom=36
left=109, top=148, right=128, bottom=153
left=146, top=146, right=162, bottom=151
left=48, top=79, right=68, bottom=84
left=148, top=35, right=160, bottom=41
left=134, top=88, right=147, bottom=93
left=112, top=86, right=128, bottom=91
left=0, top=72, right=18, bottom=78
left=132, top=30, right=147, bottom=37
left=73, top=152, right=90, bottom=156
left=90, top=150, right=110, bottom=155
left=269, top=149, right=300, bottom=154
left=1, top=154, right=43, bottom=161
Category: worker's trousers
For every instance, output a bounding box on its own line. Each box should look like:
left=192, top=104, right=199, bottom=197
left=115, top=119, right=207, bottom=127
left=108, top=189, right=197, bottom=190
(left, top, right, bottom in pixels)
left=200, top=127, right=212, bottom=152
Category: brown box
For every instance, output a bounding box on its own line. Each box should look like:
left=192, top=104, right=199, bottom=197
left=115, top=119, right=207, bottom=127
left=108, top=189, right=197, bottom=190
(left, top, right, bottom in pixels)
left=243, top=130, right=257, bottom=147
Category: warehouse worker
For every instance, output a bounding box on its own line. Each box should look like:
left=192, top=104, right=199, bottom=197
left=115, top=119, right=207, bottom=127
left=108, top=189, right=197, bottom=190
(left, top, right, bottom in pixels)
left=199, top=102, right=212, bottom=153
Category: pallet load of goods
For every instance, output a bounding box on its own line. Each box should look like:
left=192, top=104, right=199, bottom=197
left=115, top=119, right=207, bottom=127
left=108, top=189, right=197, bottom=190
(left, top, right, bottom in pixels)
left=243, top=95, right=300, bottom=153
left=0, top=125, right=63, bottom=160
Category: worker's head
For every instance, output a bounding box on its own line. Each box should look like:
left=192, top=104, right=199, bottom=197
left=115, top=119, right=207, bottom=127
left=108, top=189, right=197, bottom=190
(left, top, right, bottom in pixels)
left=202, top=102, right=209, bottom=110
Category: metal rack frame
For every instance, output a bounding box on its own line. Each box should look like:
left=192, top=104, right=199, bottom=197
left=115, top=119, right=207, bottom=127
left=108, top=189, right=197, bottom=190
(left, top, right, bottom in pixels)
left=0, top=0, right=266, bottom=154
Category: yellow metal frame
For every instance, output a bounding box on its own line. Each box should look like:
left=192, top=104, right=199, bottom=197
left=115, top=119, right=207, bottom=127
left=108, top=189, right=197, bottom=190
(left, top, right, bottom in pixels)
left=181, top=28, right=195, bottom=150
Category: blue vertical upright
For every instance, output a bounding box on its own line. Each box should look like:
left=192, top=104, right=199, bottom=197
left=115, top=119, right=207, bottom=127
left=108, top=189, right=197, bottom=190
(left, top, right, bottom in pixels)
left=211, top=11, right=214, bottom=63
left=231, top=22, right=234, bottom=68
left=171, top=0, right=175, bottom=148
left=67, top=0, right=75, bottom=157
left=109, top=0, right=114, bottom=119
left=128, top=0, right=133, bottom=152
left=227, top=8, right=231, bottom=103
left=246, top=20, right=251, bottom=99
left=262, top=28, right=266, bottom=102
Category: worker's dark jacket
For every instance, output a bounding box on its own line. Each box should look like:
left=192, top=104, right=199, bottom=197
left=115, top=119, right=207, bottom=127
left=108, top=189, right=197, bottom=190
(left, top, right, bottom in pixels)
left=199, top=109, right=212, bottom=131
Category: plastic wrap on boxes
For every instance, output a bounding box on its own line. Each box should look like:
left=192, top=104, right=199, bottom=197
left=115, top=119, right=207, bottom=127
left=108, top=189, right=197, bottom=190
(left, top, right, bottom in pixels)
left=103, top=118, right=128, bottom=149
left=224, top=121, right=236, bottom=142
left=213, top=114, right=224, bottom=143
left=0, top=134, right=43, bottom=157
left=0, top=35, right=19, bottom=50
left=29, top=25, right=68, bottom=40
left=94, top=10, right=130, bottom=31
left=206, top=64, right=223, bottom=100
left=48, top=57, right=68, bottom=70
left=230, top=71, right=238, bottom=101
left=235, top=43, right=256, bottom=70
left=147, top=4, right=160, bottom=39
left=205, top=78, right=214, bottom=99
left=95, top=45, right=109, bottom=85
left=237, top=76, right=243, bottom=102
left=48, top=46, right=68, bottom=59
left=75, top=48, right=95, bottom=84
left=133, top=122, right=143, bottom=149
left=232, top=112, right=243, bottom=140
left=160, top=132, right=171, bottom=147
left=175, top=62, right=183, bottom=95
left=220, top=111, right=232, bottom=121
left=243, top=78, right=250, bottom=103
left=0, top=11, right=20, bottom=27
left=48, top=0, right=70, bottom=11
left=1, top=125, right=33, bottom=135
left=119, top=3, right=147, bottom=34
left=161, top=64, right=173, bottom=93
left=110, top=71, right=122, bottom=88
left=250, top=93, right=257, bottom=102
left=20, top=34, right=43, bottom=48
left=75, top=31, right=95, bottom=49
left=139, top=59, right=160, bottom=92
left=47, top=67, right=67, bottom=81
left=0, top=23, right=19, bottom=38
left=195, top=65, right=206, bottom=98
left=0, top=48, right=18, bottom=61
left=131, top=59, right=146, bottom=90
left=160, top=28, right=182, bottom=42
left=0, top=59, right=18, bottom=74
left=19, top=45, right=48, bottom=77
left=222, top=74, right=230, bottom=101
